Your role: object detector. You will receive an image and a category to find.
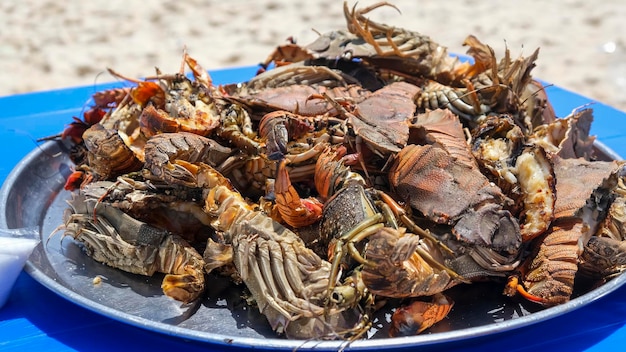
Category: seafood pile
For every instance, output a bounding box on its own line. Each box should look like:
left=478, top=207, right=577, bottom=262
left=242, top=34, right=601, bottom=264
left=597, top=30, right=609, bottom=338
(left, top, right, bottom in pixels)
left=50, top=1, right=626, bottom=341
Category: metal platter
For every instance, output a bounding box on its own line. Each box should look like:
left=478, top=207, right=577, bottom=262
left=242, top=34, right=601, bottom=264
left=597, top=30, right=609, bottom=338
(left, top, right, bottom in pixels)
left=1, top=138, right=625, bottom=351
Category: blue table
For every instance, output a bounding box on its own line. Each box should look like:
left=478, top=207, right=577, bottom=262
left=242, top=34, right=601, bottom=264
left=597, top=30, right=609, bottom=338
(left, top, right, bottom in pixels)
left=1, top=66, right=626, bottom=352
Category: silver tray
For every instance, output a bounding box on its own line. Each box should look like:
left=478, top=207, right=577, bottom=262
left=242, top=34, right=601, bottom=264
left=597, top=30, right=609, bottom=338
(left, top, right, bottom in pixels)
left=1, top=139, right=625, bottom=351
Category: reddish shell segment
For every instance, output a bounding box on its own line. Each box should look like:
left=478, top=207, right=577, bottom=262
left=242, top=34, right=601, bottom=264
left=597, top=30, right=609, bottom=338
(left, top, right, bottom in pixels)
left=521, top=218, right=585, bottom=306
left=139, top=102, right=220, bottom=138
left=389, top=293, right=454, bottom=337
left=390, top=144, right=502, bottom=222
left=348, top=81, right=420, bottom=154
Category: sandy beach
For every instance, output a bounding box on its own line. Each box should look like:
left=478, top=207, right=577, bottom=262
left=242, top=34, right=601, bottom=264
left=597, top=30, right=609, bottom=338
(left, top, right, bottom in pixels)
left=1, top=0, right=625, bottom=111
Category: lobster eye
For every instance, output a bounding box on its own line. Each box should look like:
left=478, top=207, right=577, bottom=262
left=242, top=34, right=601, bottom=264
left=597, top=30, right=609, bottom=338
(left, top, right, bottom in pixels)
left=330, top=291, right=343, bottom=304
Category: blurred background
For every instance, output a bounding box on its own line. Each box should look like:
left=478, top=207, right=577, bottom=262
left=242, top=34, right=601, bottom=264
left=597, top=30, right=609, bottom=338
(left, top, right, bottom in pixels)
left=1, top=0, right=625, bottom=111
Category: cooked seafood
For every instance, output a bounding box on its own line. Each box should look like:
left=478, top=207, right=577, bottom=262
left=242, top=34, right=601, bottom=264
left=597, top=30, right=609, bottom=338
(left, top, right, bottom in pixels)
left=47, top=0, right=626, bottom=341
left=82, top=124, right=144, bottom=180
left=315, top=145, right=464, bottom=299
left=388, top=293, right=454, bottom=337
left=527, top=108, right=596, bottom=160
left=163, top=160, right=373, bottom=339
left=59, top=189, right=206, bottom=303
left=143, top=132, right=232, bottom=187
left=390, top=113, right=522, bottom=257
left=337, top=81, right=421, bottom=156
left=507, top=157, right=623, bottom=306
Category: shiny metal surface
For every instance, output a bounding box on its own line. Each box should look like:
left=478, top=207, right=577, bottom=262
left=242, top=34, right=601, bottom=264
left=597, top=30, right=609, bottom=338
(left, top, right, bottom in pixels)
left=1, top=139, right=625, bottom=351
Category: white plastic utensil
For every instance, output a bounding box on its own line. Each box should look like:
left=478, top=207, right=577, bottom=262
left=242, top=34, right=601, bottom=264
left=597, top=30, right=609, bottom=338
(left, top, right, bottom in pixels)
left=0, top=228, right=40, bottom=308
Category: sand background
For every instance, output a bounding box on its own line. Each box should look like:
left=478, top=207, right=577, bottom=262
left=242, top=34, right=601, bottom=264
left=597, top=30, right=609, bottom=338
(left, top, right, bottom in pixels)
left=1, top=0, right=625, bottom=112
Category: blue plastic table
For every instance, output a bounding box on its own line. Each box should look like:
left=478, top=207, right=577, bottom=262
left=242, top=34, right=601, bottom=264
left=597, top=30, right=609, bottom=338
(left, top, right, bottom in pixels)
left=1, top=66, right=626, bottom=352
